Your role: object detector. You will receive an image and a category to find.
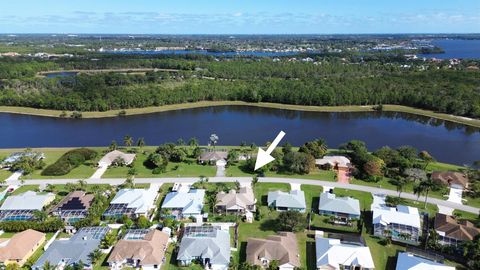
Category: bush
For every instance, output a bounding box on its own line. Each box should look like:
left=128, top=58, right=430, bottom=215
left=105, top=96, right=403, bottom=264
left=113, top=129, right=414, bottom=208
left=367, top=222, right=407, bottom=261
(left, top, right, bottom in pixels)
left=42, top=148, right=97, bottom=176
left=0, top=218, right=64, bottom=232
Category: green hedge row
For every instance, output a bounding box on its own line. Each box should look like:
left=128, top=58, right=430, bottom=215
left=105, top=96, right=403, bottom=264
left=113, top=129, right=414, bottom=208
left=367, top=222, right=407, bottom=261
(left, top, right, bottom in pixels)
left=0, top=218, right=64, bottom=232
left=41, top=148, right=97, bottom=176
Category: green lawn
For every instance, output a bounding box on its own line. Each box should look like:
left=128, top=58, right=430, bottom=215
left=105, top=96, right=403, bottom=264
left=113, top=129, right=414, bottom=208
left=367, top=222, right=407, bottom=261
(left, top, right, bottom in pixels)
left=426, top=162, right=464, bottom=172
left=0, top=169, right=12, bottom=182
left=301, top=185, right=323, bottom=212
left=364, top=233, right=404, bottom=270
left=12, top=184, right=40, bottom=195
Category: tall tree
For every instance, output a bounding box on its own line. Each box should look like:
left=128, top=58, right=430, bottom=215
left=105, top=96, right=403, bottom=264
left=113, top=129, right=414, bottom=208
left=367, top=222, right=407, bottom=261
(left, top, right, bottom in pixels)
left=123, top=135, right=133, bottom=147
left=136, top=137, right=145, bottom=148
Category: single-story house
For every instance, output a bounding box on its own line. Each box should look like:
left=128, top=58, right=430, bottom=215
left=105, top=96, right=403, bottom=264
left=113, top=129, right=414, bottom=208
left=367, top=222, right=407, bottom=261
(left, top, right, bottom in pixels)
left=177, top=226, right=230, bottom=270
left=103, top=188, right=158, bottom=219
left=51, top=191, right=95, bottom=224
left=1, top=152, right=45, bottom=167
left=434, top=213, right=480, bottom=247
left=215, top=186, right=256, bottom=214
left=161, top=188, right=205, bottom=219
left=431, top=171, right=469, bottom=189
left=33, top=227, right=110, bottom=270
left=0, top=191, right=55, bottom=221
left=395, top=252, right=455, bottom=270
left=315, top=232, right=375, bottom=270
left=315, top=155, right=351, bottom=169
left=198, top=150, right=228, bottom=165
left=0, top=229, right=46, bottom=267
left=318, top=193, right=360, bottom=221
left=246, top=232, right=301, bottom=270
left=98, top=150, right=136, bottom=167
left=371, top=194, right=421, bottom=244
left=107, top=229, right=169, bottom=270
left=267, top=190, right=306, bottom=212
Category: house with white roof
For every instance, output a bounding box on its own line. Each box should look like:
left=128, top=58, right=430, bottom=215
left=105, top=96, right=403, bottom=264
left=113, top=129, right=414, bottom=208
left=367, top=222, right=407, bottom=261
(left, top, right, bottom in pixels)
left=98, top=150, right=136, bottom=167
left=268, top=190, right=306, bottom=212
left=315, top=156, right=351, bottom=169
left=315, top=231, right=375, bottom=270
left=0, top=191, right=55, bottom=221
left=161, top=188, right=205, bottom=219
left=395, top=252, right=455, bottom=270
left=371, top=194, right=421, bottom=243
left=103, top=188, right=158, bottom=219
left=318, top=193, right=360, bottom=221
left=177, top=226, right=230, bottom=270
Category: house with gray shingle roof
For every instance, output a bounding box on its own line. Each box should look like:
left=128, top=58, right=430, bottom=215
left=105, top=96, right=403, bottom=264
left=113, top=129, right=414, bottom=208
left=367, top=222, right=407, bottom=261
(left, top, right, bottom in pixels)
left=267, top=190, right=306, bottom=213
left=177, top=226, right=230, bottom=270
left=33, top=227, right=110, bottom=270
left=319, top=193, right=361, bottom=219
left=161, top=189, right=205, bottom=219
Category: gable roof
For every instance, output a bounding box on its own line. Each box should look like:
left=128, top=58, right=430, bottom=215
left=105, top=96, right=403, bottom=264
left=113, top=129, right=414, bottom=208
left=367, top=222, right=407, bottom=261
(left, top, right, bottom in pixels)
left=315, top=236, right=375, bottom=269
left=0, top=191, right=55, bottom=211
left=395, top=252, right=455, bottom=270
left=319, top=193, right=360, bottom=216
left=216, top=186, right=255, bottom=210
left=315, top=156, right=351, bottom=168
left=246, top=232, right=301, bottom=268
left=161, top=189, right=205, bottom=215
left=0, top=229, right=45, bottom=262
left=434, top=213, right=480, bottom=241
left=110, top=188, right=157, bottom=214
left=108, top=230, right=169, bottom=266
left=177, top=226, right=230, bottom=266
left=431, top=171, right=469, bottom=188
left=99, top=150, right=136, bottom=166
left=52, top=191, right=94, bottom=212
left=267, top=190, right=306, bottom=209
left=371, top=194, right=421, bottom=229
left=34, top=227, right=109, bottom=269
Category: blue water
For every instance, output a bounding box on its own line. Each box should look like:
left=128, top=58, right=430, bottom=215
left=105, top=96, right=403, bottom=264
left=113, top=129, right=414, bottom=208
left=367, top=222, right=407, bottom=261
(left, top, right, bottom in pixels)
left=0, top=106, right=479, bottom=165
left=419, top=39, right=480, bottom=59
left=45, top=72, right=78, bottom=78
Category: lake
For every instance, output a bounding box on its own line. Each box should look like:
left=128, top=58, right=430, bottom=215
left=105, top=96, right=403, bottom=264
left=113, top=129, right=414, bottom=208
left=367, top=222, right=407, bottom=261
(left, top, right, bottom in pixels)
left=419, top=39, right=480, bottom=59
left=2, top=106, right=479, bottom=165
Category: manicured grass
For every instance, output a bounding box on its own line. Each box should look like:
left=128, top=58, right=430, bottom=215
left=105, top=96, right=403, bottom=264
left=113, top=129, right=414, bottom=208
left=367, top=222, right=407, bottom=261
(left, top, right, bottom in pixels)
left=333, top=188, right=373, bottom=211
left=453, top=210, right=480, bottom=224
left=363, top=233, right=404, bottom=270
left=161, top=244, right=203, bottom=270
left=301, top=185, right=323, bottom=212
left=426, top=162, right=464, bottom=172
left=311, top=215, right=359, bottom=233
left=12, top=184, right=39, bottom=195
left=0, top=169, right=12, bottom=182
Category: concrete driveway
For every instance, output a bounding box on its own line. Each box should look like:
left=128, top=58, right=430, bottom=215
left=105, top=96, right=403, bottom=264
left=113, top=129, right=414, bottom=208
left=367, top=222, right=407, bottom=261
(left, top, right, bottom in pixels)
left=447, top=186, right=463, bottom=204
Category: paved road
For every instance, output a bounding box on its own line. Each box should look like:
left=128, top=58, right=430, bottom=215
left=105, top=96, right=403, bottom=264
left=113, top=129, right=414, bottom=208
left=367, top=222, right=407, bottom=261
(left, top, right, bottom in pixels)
left=6, top=176, right=480, bottom=215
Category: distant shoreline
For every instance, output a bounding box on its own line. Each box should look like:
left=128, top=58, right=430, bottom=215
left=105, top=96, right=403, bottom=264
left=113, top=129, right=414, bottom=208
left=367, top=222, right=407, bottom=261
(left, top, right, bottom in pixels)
left=0, top=101, right=479, bottom=128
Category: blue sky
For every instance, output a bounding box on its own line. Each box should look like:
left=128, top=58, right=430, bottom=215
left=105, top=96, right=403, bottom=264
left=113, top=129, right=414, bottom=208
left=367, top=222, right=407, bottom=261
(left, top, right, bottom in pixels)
left=1, top=0, right=479, bottom=34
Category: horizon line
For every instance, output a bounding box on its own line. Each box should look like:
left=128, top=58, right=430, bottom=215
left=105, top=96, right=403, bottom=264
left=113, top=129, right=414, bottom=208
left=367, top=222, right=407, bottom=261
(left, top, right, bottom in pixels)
left=1, top=32, right=480, bottom=36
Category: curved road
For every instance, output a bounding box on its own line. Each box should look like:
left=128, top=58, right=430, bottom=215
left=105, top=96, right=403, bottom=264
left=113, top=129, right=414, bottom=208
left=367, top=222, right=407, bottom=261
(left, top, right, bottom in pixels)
left=6, top=176, right=480, bottom=214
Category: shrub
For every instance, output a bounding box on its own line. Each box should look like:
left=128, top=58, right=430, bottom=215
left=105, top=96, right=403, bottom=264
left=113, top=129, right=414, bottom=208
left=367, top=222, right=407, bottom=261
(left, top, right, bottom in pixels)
left=42, top=148, right=97, bottom=176
left=0, top=218, right=64, bottom=232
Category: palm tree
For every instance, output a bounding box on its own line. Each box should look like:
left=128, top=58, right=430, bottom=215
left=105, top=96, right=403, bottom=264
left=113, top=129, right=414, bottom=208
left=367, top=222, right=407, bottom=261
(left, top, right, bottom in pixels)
left=209, top=134, right=219, bottom=149
left=419, top=177, right=436, bottom=209
left=393, top=177, right=408, bottom=198
left=88, top=249, right=103, bottom=265
left=32, top=210, right=48, bottom=222
left=109, top=140, right=118, bottom=151
left=413, top=184, right=423, bottom=203
left=77, top=179, right=87, bottom=191
left=136, top=137, right=145, bottom=148
left=42, top=261, right=55, bottom=270
left=188, top=137, right=199, bottom=147
left=123, top=135, right=133, bottom=147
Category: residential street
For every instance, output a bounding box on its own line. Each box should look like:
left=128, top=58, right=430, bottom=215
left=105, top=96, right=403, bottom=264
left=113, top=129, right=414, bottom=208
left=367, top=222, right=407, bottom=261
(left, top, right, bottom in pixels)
left=6, top=176, right=480, bottom=214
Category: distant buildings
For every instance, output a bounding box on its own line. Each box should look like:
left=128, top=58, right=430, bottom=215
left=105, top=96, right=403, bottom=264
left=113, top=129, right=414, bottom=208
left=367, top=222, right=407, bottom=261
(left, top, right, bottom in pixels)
left=103, top=188, right=158, bottom=219
left=318, top=193, right=360, bottom=222
left=0, top=191, right=55, bottom=221
left=108, top=229, right=169, bottom=270
left=267, top=190, right=306, bottom=212
left=371, top=194, right=421, bottom=243
left=34, top=227, right=110, bottom=270
left=434, top=213, right=480, bottom=247
left=51, top=191, right=94, bottom=224
left=1, top=151, right=45, bottom=168
left=246, top=232, right=301, bottom=270
left=198, top=150, right=228, bottom=165
left=177, top=226, right=230, bottom=270
left=315, top=231, right=375, bottom=270
left=215, top=186, right=256, bottom=214
left=0, top=229, right=46, bottom=267
left=395, top=252, right=454, bottom=270
left=161, top=188, right=205, bottom=219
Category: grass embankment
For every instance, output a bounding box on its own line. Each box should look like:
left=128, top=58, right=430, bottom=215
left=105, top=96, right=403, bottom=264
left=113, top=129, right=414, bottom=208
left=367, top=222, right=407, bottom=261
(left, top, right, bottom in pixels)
left=0, top=101, right=478, bottom=128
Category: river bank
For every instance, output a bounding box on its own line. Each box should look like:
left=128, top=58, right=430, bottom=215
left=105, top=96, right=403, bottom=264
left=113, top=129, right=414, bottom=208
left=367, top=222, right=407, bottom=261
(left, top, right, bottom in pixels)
left=1, top=101, right=479, bottom=128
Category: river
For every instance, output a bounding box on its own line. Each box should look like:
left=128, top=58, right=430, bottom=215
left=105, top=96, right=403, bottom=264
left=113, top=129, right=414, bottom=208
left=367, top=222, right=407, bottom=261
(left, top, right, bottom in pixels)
left=2, top=106, right=479, bottom=165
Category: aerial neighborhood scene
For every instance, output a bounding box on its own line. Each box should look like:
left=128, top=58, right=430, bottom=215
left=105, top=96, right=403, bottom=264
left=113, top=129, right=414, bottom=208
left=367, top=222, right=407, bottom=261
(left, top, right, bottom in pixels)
left=1, top=1, right=480, bottom=270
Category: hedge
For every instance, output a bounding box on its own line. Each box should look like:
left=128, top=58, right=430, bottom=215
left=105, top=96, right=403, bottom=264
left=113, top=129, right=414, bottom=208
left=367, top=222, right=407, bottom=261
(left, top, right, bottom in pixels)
left=0, top=218, right=64, bottom=232
left=41, top=148, right=97, bottom=176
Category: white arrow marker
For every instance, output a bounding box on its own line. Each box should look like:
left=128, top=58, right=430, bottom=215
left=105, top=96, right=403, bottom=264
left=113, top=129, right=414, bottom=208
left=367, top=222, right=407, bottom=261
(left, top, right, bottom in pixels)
left=254, top=131, right=286, bottom=171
